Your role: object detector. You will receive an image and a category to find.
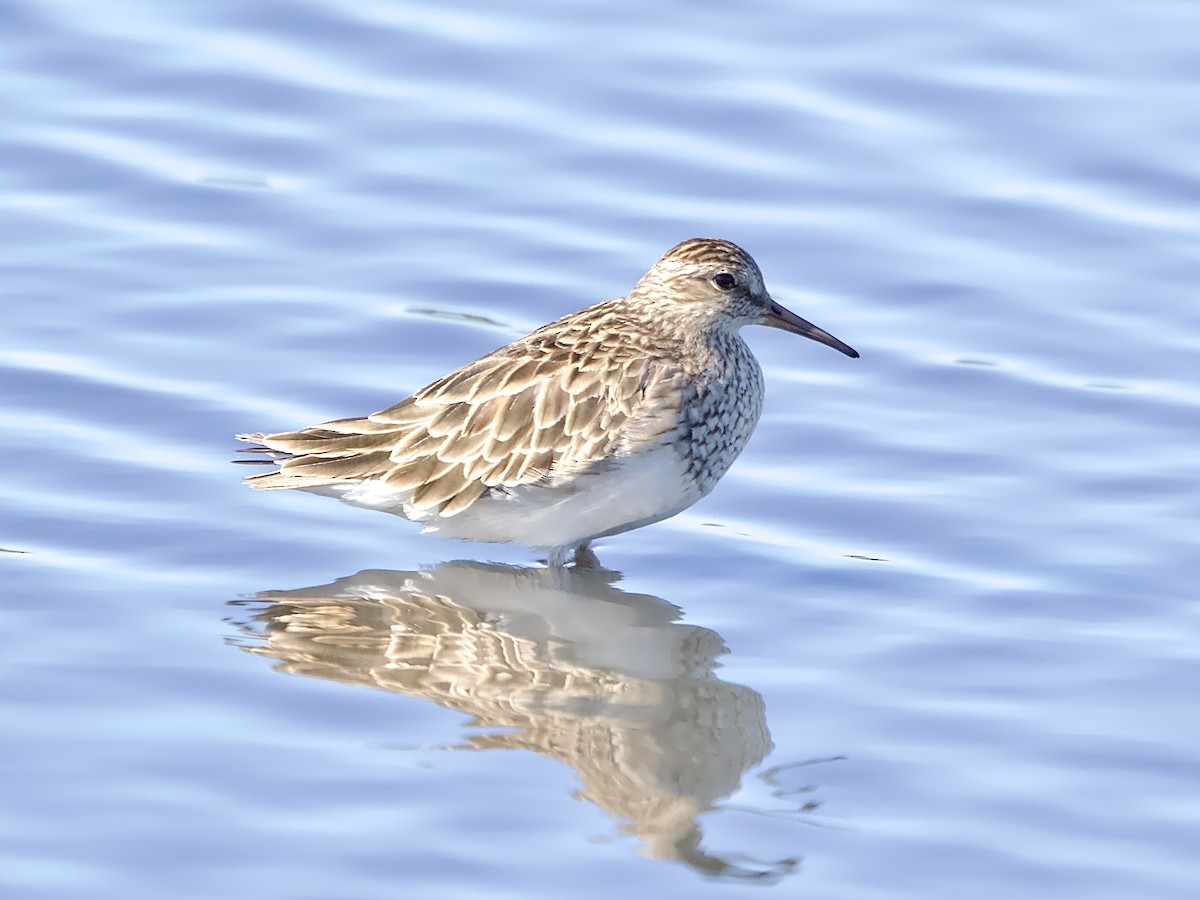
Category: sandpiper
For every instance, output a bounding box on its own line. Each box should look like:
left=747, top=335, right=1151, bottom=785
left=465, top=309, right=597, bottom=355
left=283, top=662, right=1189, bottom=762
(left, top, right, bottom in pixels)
left=238, top=238, right=858, bottom=565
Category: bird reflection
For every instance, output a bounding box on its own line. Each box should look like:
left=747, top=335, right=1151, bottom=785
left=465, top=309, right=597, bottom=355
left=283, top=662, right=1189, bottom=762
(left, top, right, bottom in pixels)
left=230, top=560, right=811, bottom=882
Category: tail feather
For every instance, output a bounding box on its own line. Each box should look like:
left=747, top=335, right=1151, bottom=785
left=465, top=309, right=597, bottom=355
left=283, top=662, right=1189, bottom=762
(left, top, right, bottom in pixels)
left=236, top=423, right=399, bottom=490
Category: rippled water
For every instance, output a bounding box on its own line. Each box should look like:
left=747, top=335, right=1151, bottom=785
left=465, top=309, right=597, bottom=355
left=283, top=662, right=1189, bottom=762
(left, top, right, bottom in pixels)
left=4, top=0, right=1198, bottom=897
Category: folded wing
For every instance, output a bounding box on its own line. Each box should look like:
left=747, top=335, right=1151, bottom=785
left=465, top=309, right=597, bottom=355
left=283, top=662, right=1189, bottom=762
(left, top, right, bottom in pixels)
left=239, top=327, right=676, bottom=519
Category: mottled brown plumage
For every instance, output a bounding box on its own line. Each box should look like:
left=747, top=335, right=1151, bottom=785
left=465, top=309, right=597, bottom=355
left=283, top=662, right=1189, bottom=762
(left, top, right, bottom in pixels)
left=238, top=238, right=858, bottom=564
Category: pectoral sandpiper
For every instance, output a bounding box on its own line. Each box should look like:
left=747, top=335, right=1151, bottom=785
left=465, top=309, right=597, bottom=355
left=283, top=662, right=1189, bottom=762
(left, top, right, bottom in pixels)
left=238, top=238, right=858, bottom=565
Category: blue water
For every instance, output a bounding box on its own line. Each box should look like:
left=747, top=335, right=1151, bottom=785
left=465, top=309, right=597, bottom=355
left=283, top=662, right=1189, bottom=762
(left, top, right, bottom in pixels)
left=3, top=0, right=1198, bottom=897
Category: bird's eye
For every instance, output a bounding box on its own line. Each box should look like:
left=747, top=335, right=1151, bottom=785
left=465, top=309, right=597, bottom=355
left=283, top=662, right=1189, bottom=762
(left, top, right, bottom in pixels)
left=712, top=272, right=737, bottom=291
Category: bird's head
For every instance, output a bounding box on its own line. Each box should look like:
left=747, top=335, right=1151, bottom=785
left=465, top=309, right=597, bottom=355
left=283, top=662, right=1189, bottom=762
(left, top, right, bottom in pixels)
left=633, top=238, right=859, bottom=358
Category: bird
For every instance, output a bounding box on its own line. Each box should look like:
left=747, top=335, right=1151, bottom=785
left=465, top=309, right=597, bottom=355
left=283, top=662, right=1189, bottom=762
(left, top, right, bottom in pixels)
left=238, top=238, right=858, bottom=566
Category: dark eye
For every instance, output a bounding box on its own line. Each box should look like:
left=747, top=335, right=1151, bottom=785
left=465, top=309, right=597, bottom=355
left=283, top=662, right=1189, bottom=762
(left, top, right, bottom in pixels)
left=712, top=272, right=737, bottom=291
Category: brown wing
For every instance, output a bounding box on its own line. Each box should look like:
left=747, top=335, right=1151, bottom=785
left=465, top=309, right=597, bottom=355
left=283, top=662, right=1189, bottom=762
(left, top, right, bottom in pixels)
left=240, top=308, right=681, bottom=518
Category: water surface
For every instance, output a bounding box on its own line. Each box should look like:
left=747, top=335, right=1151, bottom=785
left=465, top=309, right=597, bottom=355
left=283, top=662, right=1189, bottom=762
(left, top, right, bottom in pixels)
left=2, top=0, right=1198, bottom=897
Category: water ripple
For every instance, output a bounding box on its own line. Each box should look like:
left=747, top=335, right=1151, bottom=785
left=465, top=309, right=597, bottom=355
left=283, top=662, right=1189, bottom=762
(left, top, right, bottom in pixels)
left=3, top=0, right=1198, bottom=897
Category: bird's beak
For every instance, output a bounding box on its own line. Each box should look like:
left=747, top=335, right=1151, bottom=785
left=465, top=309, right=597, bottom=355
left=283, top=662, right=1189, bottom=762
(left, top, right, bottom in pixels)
left=763, top=298, right=859, bottom=358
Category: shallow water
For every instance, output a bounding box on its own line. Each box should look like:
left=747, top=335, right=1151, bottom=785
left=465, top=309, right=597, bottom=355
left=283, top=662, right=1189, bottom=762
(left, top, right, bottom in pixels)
left=3, top=0, right=1198, bottom=897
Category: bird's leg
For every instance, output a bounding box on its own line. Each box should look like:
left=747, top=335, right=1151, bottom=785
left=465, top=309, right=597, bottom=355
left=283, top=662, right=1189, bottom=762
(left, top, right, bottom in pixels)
left=545, top=541, right=597, bottom=569
left=546, top=544, right=573, bottom=569
left=572, top=542, right=600, bottom=569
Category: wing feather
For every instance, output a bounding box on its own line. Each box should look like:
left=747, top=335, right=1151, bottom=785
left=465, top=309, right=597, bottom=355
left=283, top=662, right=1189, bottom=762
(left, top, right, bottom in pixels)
left=239, top=303, right=685, bottom=518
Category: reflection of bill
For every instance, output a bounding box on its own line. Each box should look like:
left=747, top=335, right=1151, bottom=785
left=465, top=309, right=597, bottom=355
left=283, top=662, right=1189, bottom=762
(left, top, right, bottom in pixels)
left=232, top=562, right=803, bottom=881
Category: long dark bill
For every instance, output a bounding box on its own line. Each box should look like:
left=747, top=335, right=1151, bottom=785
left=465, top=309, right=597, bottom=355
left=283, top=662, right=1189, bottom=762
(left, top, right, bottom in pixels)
left=764, top=299, right=859, bottom=358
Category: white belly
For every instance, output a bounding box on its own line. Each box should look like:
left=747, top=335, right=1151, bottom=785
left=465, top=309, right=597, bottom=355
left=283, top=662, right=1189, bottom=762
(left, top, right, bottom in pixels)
left=430, top=444, right=702, bottom=549
left=326, top=443, right=702, bottom=551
